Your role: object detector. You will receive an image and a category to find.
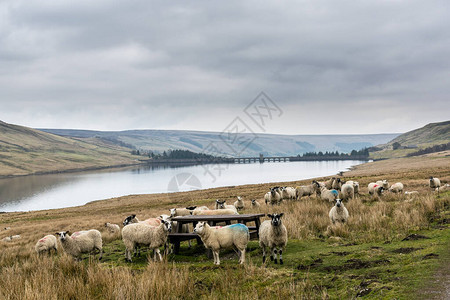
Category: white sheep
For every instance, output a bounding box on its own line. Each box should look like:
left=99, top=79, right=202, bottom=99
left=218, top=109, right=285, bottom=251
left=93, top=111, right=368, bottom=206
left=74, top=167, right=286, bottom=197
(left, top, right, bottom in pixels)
left=194, top=222, right=249, bottom=265
left=295, top=183, right=316, bottom=200
left=2, top=235, right=21, bottom=242
left=345, top=180, right=360, bottom=196
left=234, top=196, right=245, bottom=211
left=332, top=178, right=342, bottom=191
left=104, top=222, right=121, bottom=234
left=215, top=199, right=238, bottom=213
left=122, top=220, right=172, bottom=262
left=193, top=206, right=210, bottom=211
left=376, top=180, right=389, bottom=189
left=389, top=182, right=404, bottom=193
left=368, top=183, right=385, bottom=197
left=264, top=187, right=282, bottom=205
left=429, top=176, right=441, bottom=193
left=170, top=206, right=196, bottom=217
left=159, top=214, right=191, bottom=249
left=56, top=230, right=103, bottom=261
left=35, top=234, right=58, bottom=255
left=329, top=199, right=349, bottom=224
left=251, top=199, right=261, bottom=209
left=280, top=187, right=296, bottom=200
left=319, top=186, right=339, bottom=202
left=192, top=208, right=238, bottom=216
left=259, top=213, right=288, bottom=265
left=339, top=183, right=354, bottom=202
left=122, top=214, right=161, bottom=226
left=405, top=191, right=419, bottom=195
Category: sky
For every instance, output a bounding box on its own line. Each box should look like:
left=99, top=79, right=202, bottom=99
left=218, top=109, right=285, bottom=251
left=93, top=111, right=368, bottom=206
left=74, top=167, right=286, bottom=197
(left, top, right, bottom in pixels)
left=0, top=0, right=449, bottom=135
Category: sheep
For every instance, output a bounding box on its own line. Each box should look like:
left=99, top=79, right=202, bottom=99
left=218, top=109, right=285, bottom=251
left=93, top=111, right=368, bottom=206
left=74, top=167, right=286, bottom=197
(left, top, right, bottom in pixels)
left=280, top=187, right=296, bottom=200
left=389, top=182, right=404, bottom=193
left=264, top=187, right=282, bottom=205
left=429, top=176, right=441, bottom=193
left=170, top=206, right=196, bottom=217
left=193, top=206, right=210, bottom=211
left=312, top=180, right=324, bottom=197
left=56, top=230, right=103, bottom=261
left=251, top=199, right=261, bottom=209
left=405, top=191, right=419, bottom=195
left=345, top=181, right=360, bottom=196
left=215, top=199, right=238, bottom=213
left=259, top=213, right=288, bottom=265
left=104, top=222, right=121, bottom=234
left=319, top=186, right=339, bottom=202
left=368, top=183, right=385, bottom=197
left=122, top=220, right=172, bottom=262
left=234, top=196, right=245, bottom=211
left=324, top=177, right=335, bottom=189
left=192, top=208, right=238, bottom=216
left=339, top=183, right=354, bottom=202
left=329, top=199, right=349, bottom=224
left=332, top=178, right=342, bottom=191
left=2, top=234, right=20, bottom=242
left=295, top=183, right=316, bottom=200
left=123, top=214, right=161, bottom=226
left=376, top=180, right=389, bottom=189
left=159, top=214, right=191, bottom=250
left=193, top=222, right=249, bottom=265
left=35, top=234, right=58, bottom=255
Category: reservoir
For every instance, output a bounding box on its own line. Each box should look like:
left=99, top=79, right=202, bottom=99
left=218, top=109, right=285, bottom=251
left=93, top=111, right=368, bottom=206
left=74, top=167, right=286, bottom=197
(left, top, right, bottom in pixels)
left=0, top=160, right=366, bottom=212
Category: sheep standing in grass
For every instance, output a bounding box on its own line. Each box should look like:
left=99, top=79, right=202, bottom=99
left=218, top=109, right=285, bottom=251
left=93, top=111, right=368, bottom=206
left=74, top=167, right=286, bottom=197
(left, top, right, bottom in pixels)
left=159, top=214, right=191, bottom=250
left=389, top=182, right=404, bottom=194
left=429, top=177, right=441, bottom=193
left=295, top=183, right=316, bottom=200
left=339, top=183, right=354, bottom=202
left=332, top=178, right=342, bottom=191
left=122, top=220, right=172, bottom=262
left=35, top=235, right=58, bottom=255
left=345, top=181, right=360, bottom=196
left=123, top=214, right=161, bottom=227
left=280, top=187, right=296, bottom=200
left=259, top=213, right=288, bottom=265
left=376, top=180, right=389, bottom=189
left=234, top=196, right=245, bottom=211
left=215, top=200, right=238, bottom=213
left=194, top=222, right=249, bottom=265
left=2, top=235, right=20, bottom=242
left=329, top=199, right=349, bottom=224
left=312, top=181, right=324, bottom=197
left=265, top=187, right=282, bottom=205
left=368, top=183, right=385, bottom=198
left=56, top=230, right=103, bottom=261
left=251, top=199, right=261, bottom=209
left=104, top=223, right=121, bottom=234
left=324, top=177, right=335, bottom=189
left=319, top=186, right=339, bottom=202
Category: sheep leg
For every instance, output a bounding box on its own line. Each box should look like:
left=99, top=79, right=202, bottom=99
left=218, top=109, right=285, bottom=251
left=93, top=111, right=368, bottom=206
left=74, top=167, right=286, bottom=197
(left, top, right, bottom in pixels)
left=213, top=250, right=220, bottom=265
left=273, top=248, right=278, bottom=264
left=279, top=248, right=283, bottom=265
left=262, top=246, right=266, bottom=263
left=155, top=249, right=162, bottom=262
left=239, top=248, right=246, bottom=264
left=97, top=247, right=103, bottom=260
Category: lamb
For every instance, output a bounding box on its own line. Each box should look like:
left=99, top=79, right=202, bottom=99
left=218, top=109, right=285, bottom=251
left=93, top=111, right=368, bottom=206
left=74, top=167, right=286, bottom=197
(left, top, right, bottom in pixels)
left=368, top=183, right=385, bottom=197
left=339, top=183, right=354, bottom=202
left=429, top=176, right=441, bottom=193
left=2, top=235, right=20, bottom=242
left=122, top=220, right=172, bottom=262
left=264, top=187, right=282, bottom=205
left=192, top=208, right=238, bottom=216
left=35, top=234, right=58, bottom=255
left=56, top=230, right=103, bottom=261
left=123, top=214, right=161, bottom=226
left=329, top=199, right=349, bottom=224
left=376, top=180, right=389, bottom=189
left=194, top=222, right=249, bottom=265
left=389, top=182, right=404, bottom=193
left=104, top=222, right=121, bottom=234
left=332, top=178, right=342, bottom=191
left=251, top=199, right=261, bottom=209
left=295, top=183, right=316, bottom=200
left=259, top=213, right=288, bottom=265
left=215, top=199, right=238, bottom=213
left=234, top=196, right=245, bottom=211
left=280, top=187, right=296, bottom=200
left=170, top=206, right=197, bottom=217
left=319, top=186, right=339, bottom=202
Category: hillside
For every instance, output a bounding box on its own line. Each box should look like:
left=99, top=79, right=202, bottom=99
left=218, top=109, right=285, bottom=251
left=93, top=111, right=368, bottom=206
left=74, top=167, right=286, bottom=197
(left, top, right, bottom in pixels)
left=39, top=128, right=399, bottom=157
left=0, top=121, right=138, bottom=177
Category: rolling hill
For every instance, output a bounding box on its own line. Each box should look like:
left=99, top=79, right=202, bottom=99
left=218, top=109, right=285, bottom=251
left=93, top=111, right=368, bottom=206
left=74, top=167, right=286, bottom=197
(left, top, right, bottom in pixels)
left=39, top=128, right=399, bottom=157
left=0, top=121, right=138, bottom=177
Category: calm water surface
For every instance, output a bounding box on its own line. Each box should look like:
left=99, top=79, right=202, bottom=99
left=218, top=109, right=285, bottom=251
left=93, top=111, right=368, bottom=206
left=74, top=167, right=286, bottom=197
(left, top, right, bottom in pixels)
left=0, top=160, right=366, bottom=212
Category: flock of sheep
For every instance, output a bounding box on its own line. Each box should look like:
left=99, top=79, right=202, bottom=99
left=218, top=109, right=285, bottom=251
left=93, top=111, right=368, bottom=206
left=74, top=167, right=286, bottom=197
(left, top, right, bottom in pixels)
left=30, top=176, right=444, bottom=266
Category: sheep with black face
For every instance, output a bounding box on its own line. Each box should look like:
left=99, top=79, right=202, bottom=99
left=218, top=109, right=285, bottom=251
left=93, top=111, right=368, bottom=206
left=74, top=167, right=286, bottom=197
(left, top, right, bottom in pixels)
left=329, top=199, right=349, bottom=224
left=259, top=213, right=288, bottom=265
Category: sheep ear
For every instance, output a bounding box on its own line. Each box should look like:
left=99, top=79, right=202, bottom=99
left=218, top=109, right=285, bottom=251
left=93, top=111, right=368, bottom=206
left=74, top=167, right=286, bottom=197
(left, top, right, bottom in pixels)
left=279, top=213, right=284, bottom=218
left=55, top=232, right=60, bottom=236
left=131, top=214, right=136, bottom=218
left=65, top=231, right=69, bottom=235
left=267, top=214, right=273, bottom=218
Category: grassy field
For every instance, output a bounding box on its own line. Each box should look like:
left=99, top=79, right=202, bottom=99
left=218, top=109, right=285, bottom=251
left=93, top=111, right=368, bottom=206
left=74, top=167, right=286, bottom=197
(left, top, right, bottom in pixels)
left=0, top=156, right=449, bottom=299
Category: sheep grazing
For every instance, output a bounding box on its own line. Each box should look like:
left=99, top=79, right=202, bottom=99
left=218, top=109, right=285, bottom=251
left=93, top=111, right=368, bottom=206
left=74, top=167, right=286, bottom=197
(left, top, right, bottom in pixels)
left=332, top=178, right=342, bottom=191
left=345, top=181, right=360, bottom=196
left=234, top=196, right=245, bottom=211
left=429, top=176, right=441, bottom=193
left=259, top=213, right=288, bottom=265
left=104, top=222, right=121, bottom=234
left=123, top=214, right=161, bottom=227
left=280, top=187, right=296, bottom=200
left=192, top=208, right=238, bottom=216
left=215, top=200, right=238, bottom=213
left=35, top=235, right=58, bottom=255
left=319, top=186, right=339, bottom=202
left=324, top=177, right=335, bottom=189
left=251, top=199, right=261, bottom=209
left=56, top=230, right=103, bottom=261
left=389, top=182, right=404, bottom=194
left=122, top=220, right=172, bottom=262
left=194, top=222, right=249, bottom=265
left=170, top=206, right=196, bottom=217
left=264, top=187, right=282, bottom=205
left=339, top=183, right=354, bottom=202
left=376, top=180, right=389, bottom=189
left=2, top=235, right=20, bottom=242
left=295, top=183, right=316, bottom=200
left=368, top=183, right=385, bottom=197
left=329, top=199, right=349, bottom=224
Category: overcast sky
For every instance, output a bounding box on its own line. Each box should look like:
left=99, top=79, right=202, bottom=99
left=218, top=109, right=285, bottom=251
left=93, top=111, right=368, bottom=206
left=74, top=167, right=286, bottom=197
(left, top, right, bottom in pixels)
left=0, top=0, right=449, bottom=135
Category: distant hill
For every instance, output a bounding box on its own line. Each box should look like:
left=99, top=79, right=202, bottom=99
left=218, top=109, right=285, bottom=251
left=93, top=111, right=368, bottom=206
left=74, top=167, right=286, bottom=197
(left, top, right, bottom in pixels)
left=39, top=128, right=399, bottom=157
left=0, top=121, right=137, bottom=177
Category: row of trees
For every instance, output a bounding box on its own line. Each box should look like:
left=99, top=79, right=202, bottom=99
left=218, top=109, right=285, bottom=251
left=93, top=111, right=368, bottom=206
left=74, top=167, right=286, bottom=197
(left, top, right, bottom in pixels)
left=406, top=142, right=450, bottom=157
left=299, top=148, right=370, bottom=158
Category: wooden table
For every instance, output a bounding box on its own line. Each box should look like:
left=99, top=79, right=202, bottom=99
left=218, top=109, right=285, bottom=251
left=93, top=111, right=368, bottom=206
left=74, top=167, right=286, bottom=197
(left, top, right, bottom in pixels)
left=169, top=213, right=266, bottom=254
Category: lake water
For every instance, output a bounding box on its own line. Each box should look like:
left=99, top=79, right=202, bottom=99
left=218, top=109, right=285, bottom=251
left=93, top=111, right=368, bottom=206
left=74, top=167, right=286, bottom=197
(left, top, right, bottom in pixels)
left=0, top=160, right=366, bottom=212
